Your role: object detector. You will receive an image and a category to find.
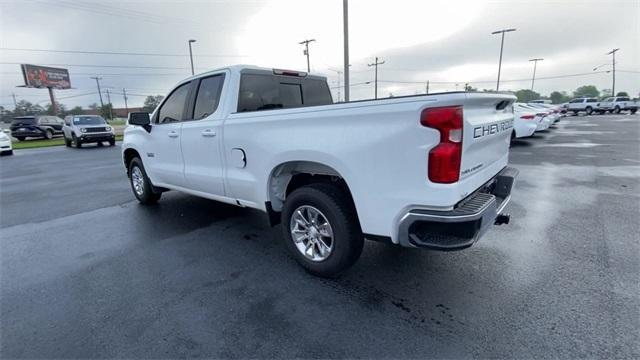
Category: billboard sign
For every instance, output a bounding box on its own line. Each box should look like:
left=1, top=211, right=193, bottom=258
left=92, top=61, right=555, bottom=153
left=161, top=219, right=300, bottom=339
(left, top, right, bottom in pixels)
left=21, top=64, right=71, bottom=89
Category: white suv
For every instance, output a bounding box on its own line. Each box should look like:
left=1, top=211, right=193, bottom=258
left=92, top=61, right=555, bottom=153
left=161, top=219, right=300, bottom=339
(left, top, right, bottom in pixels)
left=63, top=115, right=116, bottom=148
left=597, top=96, right=638, bottom=114
left=565, top=97, right=599, bottom=115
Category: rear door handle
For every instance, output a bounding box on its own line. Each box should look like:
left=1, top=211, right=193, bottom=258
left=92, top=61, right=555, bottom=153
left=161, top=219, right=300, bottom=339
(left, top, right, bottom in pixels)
left=168, top=131, right=179, bottom=138
left=201, top=129, right=216, bottom=137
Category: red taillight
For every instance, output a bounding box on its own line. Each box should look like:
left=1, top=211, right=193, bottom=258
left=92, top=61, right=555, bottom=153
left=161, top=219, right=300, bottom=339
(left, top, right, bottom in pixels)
left=520, top=114, right=535, bottom=120
left=421, top=106, right=463, bottom=184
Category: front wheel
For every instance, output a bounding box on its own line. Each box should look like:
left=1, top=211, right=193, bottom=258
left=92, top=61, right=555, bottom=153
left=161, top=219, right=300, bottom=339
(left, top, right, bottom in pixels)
left=44, top=129, right=53, bottom=139
left=128, top=157, right=161, bottom=204
left=614, top=106, right=621, bottom=114
left=16, top=136, right=25, bottom=141
left=281, top=183, right=364, bottom=278
left=64, top=136, right=71, bottom=147
left=585, top=106, right=593, bottom=115
left=631, top=109, right=637, bottom=114
left=72, top=134, right=82, bottom=148
left=108, top=139, right=116, bottom=146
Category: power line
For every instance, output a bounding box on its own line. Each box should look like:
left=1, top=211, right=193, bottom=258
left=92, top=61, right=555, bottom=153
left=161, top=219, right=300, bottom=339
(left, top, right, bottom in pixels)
left=0, top=62, right=189, bottom=70
left=0, top=47, right=250, bottom=58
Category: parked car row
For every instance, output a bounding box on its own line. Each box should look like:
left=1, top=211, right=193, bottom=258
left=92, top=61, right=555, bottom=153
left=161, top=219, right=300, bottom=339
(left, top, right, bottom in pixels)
left=7, top=114, right=116, bottom=148
left=563, top=96, right=638, bottom=115
left=512, top=102, right=564, bottom=141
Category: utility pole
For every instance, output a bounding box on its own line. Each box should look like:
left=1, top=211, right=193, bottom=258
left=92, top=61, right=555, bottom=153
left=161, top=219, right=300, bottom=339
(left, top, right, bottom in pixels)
left=426, top=81, right=429, bottom=94
left=47, top=87, right=57, bottom=115
left=188, top=39, right=196, bottom=75
left=299, top=39, right=316, bottom=72
left=529, top=58, right=544, bottom=91
left=90, top=76, right=104, bottom=108
left=105, top=89, right=113, bottom=120
left=343, top=0, right=350, bottom=102
left=123, top=88, right=129, bottom=113
left=367, top=57, right=385, bottom=99
left=491, top=28, right=516, bottom=91
left=11, top=93, right=17, bottom=107
left=607, top=48, right=619, bottom=96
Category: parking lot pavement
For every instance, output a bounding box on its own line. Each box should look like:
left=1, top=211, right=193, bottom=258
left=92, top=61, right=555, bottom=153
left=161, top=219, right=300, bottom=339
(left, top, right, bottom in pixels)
left=1, top=115, right=638, bottom=358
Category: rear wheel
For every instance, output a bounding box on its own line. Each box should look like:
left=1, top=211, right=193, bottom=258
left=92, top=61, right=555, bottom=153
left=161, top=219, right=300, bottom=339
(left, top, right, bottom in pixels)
left=128, top=157, right=161, bottom=204
left=631, top=109, right=637, bottom=114
left=281, top=182, right=363, bottom=278
left=614, top=106, right=621, bottom=114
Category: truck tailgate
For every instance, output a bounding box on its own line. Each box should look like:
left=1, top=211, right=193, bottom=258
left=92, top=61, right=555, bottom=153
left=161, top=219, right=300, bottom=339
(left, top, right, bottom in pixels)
left=459, top=94, right=514, bottom=186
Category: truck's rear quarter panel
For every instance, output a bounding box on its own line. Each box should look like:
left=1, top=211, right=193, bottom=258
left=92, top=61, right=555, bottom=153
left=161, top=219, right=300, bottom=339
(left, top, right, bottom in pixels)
left=223, top=92, right=515, bottom=241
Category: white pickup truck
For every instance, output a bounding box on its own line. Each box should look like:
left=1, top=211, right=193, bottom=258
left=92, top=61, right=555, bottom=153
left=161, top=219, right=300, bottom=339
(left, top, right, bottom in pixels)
left=122, top=65, right=518, bottom=277
left=596, top=96, right=638, bottom=114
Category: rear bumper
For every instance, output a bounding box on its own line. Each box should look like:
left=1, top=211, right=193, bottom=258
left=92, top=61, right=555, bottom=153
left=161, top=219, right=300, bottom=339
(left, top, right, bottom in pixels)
left=397, top=166, right=518, bottom=251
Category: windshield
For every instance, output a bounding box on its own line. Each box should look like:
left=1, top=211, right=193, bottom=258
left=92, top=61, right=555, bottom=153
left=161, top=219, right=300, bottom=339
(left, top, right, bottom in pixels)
left=11, top=117, right=36, bottom=125
left=73, top=116, right=106, bottom=125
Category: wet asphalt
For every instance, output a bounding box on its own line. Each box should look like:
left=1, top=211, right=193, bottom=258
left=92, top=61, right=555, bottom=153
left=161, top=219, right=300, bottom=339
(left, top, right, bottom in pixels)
left=1, top=114, right=638, bottom=358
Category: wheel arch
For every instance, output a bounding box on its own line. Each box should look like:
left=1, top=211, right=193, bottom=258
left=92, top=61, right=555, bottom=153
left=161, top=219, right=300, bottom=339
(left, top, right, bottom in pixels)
left=265, top=160, right=357, bottom=226
left=123, top=147, right=141, bottom=176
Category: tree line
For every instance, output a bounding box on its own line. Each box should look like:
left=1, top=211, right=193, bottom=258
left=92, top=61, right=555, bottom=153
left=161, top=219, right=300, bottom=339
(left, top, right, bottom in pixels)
left=513, top=85, right=635, bottom=104
left=0, top=95, right=164, bottom=123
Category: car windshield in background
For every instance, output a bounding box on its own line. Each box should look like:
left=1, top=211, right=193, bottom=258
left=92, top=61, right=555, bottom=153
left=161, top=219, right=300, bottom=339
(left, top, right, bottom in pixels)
left=73, top=116, right=106, bottom=125
left=11, top=117, right=36, bottom=125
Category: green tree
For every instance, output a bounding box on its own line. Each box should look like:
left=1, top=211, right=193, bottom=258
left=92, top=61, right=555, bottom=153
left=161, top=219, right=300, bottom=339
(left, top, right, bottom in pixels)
left=88, top=103, right=99, bottom=111
left=573, top=85, right=599, bottom=98
left=616, top=91, right=629, bottom=97
left=549, top=91, right=571, bottom=104
left=45, top=102, right=67, bottom=116
left=12, top=100, right=45, bottom=117
left=69, top=106, right=84, bottom=115
left=99, top=104, right=113, bottom=120
left=514, top=89, right=541, bottom=102
left=142, top=95, right=164, bottom=112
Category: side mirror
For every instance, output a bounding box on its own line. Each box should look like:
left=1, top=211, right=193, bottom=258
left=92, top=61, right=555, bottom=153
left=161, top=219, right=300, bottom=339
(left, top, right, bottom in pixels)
left=128, top=112, right=151, bottom=132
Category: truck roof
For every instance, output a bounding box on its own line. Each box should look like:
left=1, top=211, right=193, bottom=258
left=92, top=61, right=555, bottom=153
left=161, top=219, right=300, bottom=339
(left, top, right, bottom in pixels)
left=182, top=64, right=327, bottom=83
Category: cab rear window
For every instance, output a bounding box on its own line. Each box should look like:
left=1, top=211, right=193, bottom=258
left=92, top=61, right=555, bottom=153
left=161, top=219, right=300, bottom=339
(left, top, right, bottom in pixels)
left=237, top=73, right=332, bottom=112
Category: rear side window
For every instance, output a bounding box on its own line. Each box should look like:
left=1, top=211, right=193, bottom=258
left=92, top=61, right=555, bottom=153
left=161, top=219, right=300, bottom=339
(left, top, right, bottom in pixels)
left=617, top=97, right=630, bottom=101
left=587, top=99, right=597, bottom=103
left=157, top=82, right=190, bottom=124
left=193, top=74, right=225, bottom=120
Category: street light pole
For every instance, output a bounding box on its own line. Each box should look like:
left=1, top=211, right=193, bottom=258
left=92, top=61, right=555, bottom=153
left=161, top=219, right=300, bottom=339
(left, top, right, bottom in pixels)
left=188, top=39, right=196, bottom=75
left=491, top=28, right=516, bottom=91
left=607, top=48, right=619, bottom=96
left=343, top=0, right=350, bottom=102
left=299, top=39, right=316, bottom=72
left=367, top=57, right=385, bottom=99
left=529, top=58, right=544, bottom=91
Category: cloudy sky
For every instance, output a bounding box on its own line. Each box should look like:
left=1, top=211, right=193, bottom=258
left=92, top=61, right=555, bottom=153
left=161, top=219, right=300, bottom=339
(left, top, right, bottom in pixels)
left=1, top=0, right=638, bottom=109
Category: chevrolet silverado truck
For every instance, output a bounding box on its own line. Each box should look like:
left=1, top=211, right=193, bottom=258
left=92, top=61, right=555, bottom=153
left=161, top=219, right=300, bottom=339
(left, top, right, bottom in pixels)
left=596, top=96, right=638, bottom=114
left=122, top=65, right=518, bottom=277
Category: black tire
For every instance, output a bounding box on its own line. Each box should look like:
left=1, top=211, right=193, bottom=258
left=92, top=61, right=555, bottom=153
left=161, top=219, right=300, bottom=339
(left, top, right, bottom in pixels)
left=64, top=136, right=71, bottom=147
left=631, top=109, right=637, bottom=114
left=614, top=106, right=621, bottom=114
left=16, top=136, right=25, bottom=141
left=97, top=142, right=104, bottom=147
left=585, top=106, right=593, bottom=115
left=72, top=134, right=82, bottom=148
left=128, top=157, right=161, bottom=205
left=44, top=129, right=53, bottom=139
left=109, top=139, right=116, bottom=146
left=281, top=182, right=364, bottom=278
left=1, top=150, right=13, bottom=156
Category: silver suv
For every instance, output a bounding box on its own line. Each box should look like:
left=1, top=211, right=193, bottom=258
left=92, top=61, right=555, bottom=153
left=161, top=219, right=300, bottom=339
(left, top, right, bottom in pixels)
left=62, top=115, right=116, bottom=148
